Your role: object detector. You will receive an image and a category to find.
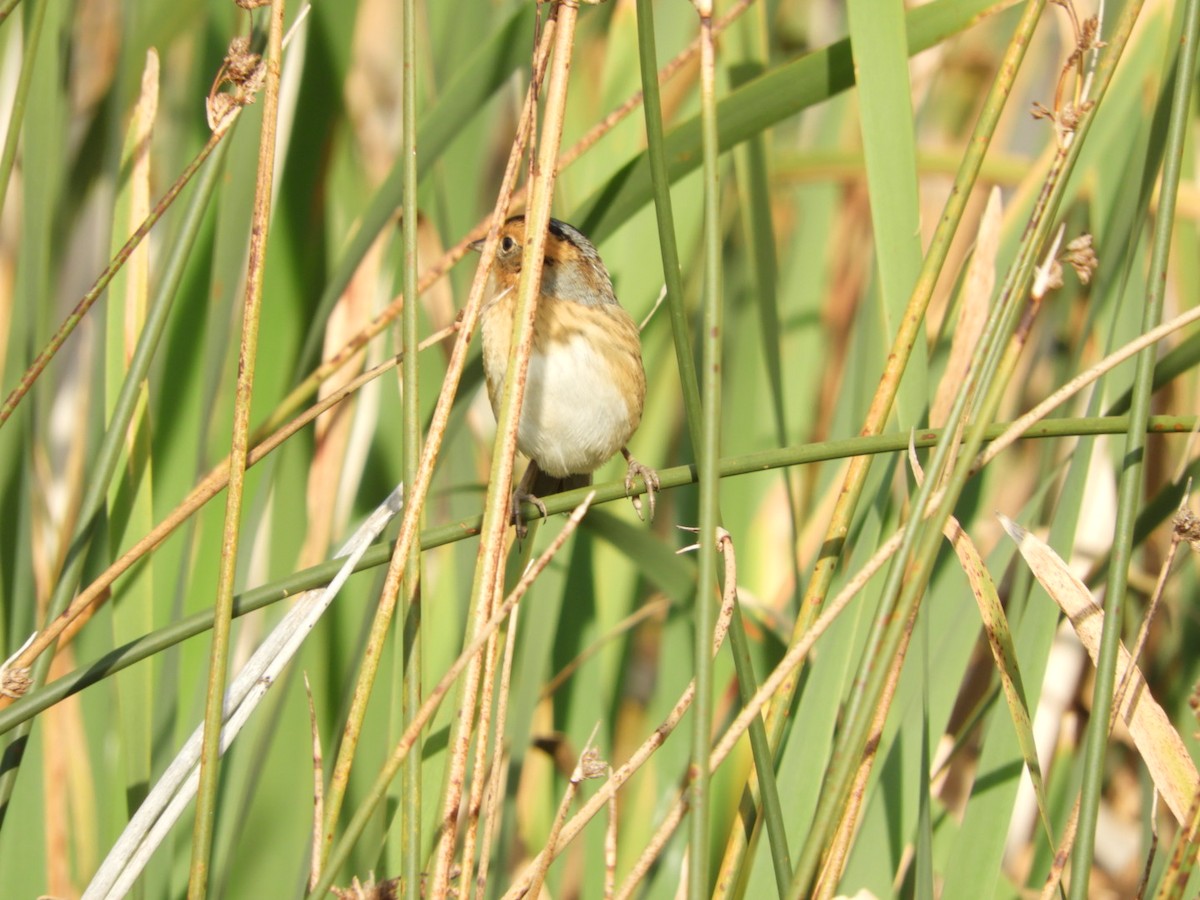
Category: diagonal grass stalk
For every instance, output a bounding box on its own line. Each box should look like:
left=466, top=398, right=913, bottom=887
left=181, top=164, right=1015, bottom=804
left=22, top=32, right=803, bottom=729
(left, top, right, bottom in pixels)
left=310, top=495, right=597, bottom=899
left=0, top=0, right=45, bottom=253
left=636, top=0, right=791, bottom=892
left=714, top=0, right=1048, bottom=891
left=1070, top=0, right=1200, bottom=892
left=0, top=104, right=234, bottom=832
left=428, top=4, right=581, bottom=891
left=789, top=2, right=1148, bottom=890
left=316, top=12, right=555, bottom=880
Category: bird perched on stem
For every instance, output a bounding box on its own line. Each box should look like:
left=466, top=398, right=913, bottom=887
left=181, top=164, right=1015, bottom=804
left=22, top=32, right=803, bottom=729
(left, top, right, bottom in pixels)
left=472, top=215, right=660, bottom=537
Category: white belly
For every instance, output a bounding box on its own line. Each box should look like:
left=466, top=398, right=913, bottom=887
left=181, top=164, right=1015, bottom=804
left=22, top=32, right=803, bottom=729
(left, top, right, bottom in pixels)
left=516, top=336, right=633, bottom=477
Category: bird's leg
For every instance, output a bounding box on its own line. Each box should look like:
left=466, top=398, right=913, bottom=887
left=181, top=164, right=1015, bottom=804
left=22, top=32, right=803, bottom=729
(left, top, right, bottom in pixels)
left=512, top=460, right=549, bottom=540
left=621, top=448, right=660, bottom=522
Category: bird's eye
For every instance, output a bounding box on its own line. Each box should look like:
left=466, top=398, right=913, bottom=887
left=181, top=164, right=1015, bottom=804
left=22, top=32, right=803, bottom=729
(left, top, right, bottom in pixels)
left=500, top=235, right=517, bottom=253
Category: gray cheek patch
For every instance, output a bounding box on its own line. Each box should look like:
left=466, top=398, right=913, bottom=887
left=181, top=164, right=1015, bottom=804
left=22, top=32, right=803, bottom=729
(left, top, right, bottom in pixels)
left=543, top=265, right=614, bottom=307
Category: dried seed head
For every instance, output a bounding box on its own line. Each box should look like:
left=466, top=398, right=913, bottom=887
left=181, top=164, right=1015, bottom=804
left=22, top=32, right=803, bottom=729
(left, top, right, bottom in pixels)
left=206, top=35, right=266, bottom=132
left=1059, top=99, right=1095, bottom=132
left=0, top=665, right=30, bottom=699
left=224, top=36, right=261, bottom=83
left=578, top=747, right=608, bottom=780
left=1174, top=508, right=1200, bottom=552
left=205, top=93, right=238, bottom=131
left=1061, top=233, right=1098, bottom=284
left=1080, top=15, right=1105, bottom=53
left=1031, top=101, right=1055, bottom=122
left=1042, top=260, right=1065, bottom=293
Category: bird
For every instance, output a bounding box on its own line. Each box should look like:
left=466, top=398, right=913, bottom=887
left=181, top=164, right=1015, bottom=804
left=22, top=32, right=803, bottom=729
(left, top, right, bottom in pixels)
left=472, top=215, right=660, bottom=537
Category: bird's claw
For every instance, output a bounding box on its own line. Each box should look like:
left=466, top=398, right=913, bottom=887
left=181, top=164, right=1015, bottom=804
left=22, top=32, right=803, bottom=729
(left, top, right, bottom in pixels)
left=511, top=489, right=548, bottom=540
left=622, top=452, right=660, bottom=523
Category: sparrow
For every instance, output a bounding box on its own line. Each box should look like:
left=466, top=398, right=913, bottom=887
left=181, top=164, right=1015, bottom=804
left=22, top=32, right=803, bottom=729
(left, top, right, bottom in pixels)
left=472, top=215, right=660, bottom=536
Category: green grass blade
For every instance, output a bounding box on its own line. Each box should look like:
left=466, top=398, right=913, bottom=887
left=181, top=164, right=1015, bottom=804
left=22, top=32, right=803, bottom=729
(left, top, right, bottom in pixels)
left=292, top=2, right=537, bottom=377
left=845, top=0, right=926, bottom=426
left=1069, top=1, right=1200, bottom=892
left=576, top=0, right=1019, bottom=241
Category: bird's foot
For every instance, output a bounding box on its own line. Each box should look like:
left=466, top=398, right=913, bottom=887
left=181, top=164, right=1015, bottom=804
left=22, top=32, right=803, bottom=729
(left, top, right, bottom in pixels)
left=622, top=449, right=660, bottom=522
left=511, top=487, right=548, bottom=541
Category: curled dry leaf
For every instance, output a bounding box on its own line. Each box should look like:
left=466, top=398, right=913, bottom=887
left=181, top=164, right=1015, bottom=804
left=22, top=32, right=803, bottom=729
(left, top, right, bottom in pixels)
left=999, top=513, right=1199, bottom=822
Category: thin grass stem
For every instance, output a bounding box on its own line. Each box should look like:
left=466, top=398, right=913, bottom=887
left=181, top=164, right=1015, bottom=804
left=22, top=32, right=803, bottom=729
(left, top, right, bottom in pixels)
left=186, top=2, right=287, bottom=894
left=316, top=13, right=555, bottom=879
left=398, top=0, right=423, bottom=885
left=309, top=494, right=596, bottom=899
left=1070, top=0, right=1200, bottom=892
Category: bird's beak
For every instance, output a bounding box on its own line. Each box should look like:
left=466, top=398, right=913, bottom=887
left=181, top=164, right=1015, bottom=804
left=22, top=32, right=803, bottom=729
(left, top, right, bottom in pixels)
left=469, top=237, right=486, bottom=252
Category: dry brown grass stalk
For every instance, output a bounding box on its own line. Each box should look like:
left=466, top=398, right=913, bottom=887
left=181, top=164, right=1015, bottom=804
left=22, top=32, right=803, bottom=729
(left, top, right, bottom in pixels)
left=503, top=528, right=738, bottom=896
left=304, top=673, right=325, bottom=893
left=457, top=578, right=506, bottom=896
left=312, top=493, right=595, bottom=899
left=427, top=1, right=577, bottom=891
left=0, top=324, right=458, bottom=697
left=472, top=601, right=521, bottom=898
left=525, top=725, right=606, bottom=899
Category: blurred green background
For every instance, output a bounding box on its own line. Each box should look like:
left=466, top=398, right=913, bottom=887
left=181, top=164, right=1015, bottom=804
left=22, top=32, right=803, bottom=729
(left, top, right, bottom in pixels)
left=1, top=0, right=1199, bottom=897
